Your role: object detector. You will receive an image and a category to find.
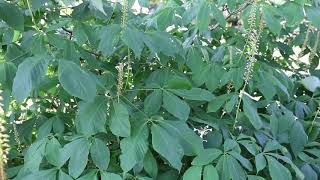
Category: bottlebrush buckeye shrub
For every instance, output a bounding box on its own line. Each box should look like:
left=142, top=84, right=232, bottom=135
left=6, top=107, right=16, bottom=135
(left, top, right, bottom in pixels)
left=0, top=0, right=320, bottom=179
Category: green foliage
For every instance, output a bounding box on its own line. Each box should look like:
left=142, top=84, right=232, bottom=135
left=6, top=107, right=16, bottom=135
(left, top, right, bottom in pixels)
left=0, top=0, right=320, bottom=180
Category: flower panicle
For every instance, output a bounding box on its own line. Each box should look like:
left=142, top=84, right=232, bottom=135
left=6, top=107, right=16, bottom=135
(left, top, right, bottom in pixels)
left=243, top=2, right=262, bottom=83
left=121, top=0, right=129, bottom=29
left=0, top=107, right=9, bottom=180
left=116, top=62, right=125, bottom=102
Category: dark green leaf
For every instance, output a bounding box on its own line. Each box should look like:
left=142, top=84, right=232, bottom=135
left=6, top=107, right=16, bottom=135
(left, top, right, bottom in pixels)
left=101, top=172, right=122, bottom=180
left=163, top=91, right=190, bottom=121
left=68, top=138, right=90, bottom=178
left=58, top=60, right=96, bottom=101
left=306, top=6, right=320, bottom=28
left=255, top=153, right=266, bottom=173
left=75, top=96, right=108, bottom=135
left=12, top=56, right=49, bottom=103
left=98, top=24, right=121, bottom=57
left=182, top=166, right=202, bottom=180
left=143, top=151, right=158, bottom=179
left=266, top=155, right=292, bottom=180
left=90, top=138, right=110, bottom=170
left=151, top=123, right=183, bottom=171
left=197, top=1, right=210, bottom=31
left=109, top=102, right=131, bottom=137
left=242, top=95, right=263, bottom=129
left=203, top=165, right=219, bottom=180
left=262, top=5, right=282, bottom=34
left=170, top=88, right=215, bottom=101
left=119, top=121, right=149, bottom=172
left=159, top=120, right=204, bottom=156
left=0, top=1, right=24, bottom=31
left=144, top=90, right=162, bottom=115
left=121, top=27, right=145, bottom=58
left=289, top=121, right=308, bottom=156
left=211, top=4, right=226, bottom=27
left=165, top=76, right=192, bottom=90
left=192, top=148, right=222, bottom=165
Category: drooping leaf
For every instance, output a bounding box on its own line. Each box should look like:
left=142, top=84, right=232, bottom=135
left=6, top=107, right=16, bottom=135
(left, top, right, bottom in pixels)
left=23, top=138, right=48, bottom=172
left=182, top=166, right=202, bottom=180
left=207, top=94, right=232, bottom=112
left=68, top=138, right=90, bottom=178
left=121, top=27, right=145, bottom=58
left=203, top=165, right=219, bottom=180
left=109, top=102, right=131, bottom=137
left=266, top=155, right=292, bottom=180
left=242, top=95, right=263, bottom=129
left=58, top=60, right=96, bottom=101
left=90, top=138, right=110, bottom=170
left=143, top=32, right=178, bottom=57
left=163, top=91, right=190, bottom=121
left=45, top=137, right=70, bottom=168
left=151, top=123, right=184, bottom=171
left=143, top=150, right=158, bottom=179
left=280, top=2, right=304, bottom=27
left=255, top=153, right=266, bottom=173
left=301, top=76, right=320, bottom=92
left=227, top=155, right=247, bottom=180
left=305, top=6, right=320, bottom=28
left=0, top=1, right=24, bottom=31
left=170, top=88, right=215, bottom=101
left=144, top=90, right=162, bottom=115
left=159, top=120, right=204, bottom=156
left=75, top=96, right=108, bottom=135
left=12, top=56, right=49, bottom=103
left=289, top=121, right=308, bottom=157
left=211, top=4, right=226, bottom=27
left=197, top=1, right=210, bottom=32
left=98, top=24, right=121, bottom=57
left=192, top=148, right=222, bottom=165
left=89, top=0, right=106, bottom=15
left=262, top=5, right=282, bottom=34
left=101, top=172, right=122, bottom=180
left=120, top=120, right=149, bottom=172
left=165, top=76, right=192, bottom=90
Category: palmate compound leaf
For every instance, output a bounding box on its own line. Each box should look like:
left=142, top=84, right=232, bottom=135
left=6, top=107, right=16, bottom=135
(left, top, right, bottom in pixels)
left=12, top=56, right=50, bottom=103
left=120, top=120, right=149, bottom=172
left=151, top=123, right=184, bottom=171
left=58, top=60, right=96, bottom=101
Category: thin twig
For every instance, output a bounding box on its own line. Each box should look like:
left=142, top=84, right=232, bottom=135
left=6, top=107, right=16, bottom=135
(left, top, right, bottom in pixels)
left=210, top=1, right=252, bottom=31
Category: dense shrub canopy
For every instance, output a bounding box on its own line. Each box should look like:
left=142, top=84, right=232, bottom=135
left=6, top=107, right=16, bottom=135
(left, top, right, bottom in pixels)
left=0, top=0, right=320, bottom=179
